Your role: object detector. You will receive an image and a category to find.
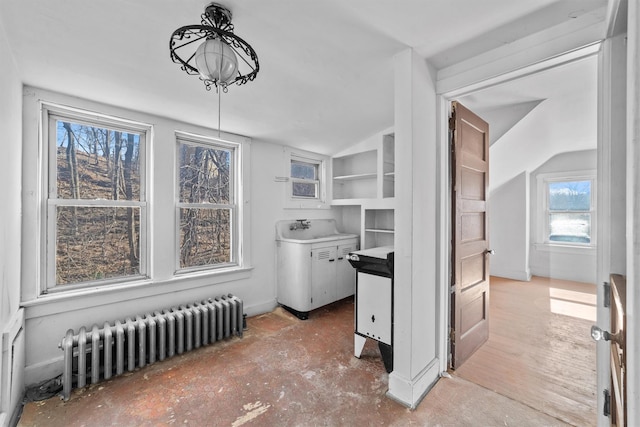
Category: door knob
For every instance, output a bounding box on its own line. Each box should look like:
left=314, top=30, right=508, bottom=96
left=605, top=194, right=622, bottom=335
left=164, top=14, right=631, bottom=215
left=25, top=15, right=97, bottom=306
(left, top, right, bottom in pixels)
left=486, top=249, right=495, bottom=255
left=591, top=325, right=618, bottom=343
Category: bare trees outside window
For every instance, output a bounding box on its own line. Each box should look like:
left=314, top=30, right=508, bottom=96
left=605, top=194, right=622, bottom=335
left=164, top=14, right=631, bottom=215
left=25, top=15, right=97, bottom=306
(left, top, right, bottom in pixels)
left=177, top=136, right=236, bottom=270
left=49, top=111, right=148, bottom=288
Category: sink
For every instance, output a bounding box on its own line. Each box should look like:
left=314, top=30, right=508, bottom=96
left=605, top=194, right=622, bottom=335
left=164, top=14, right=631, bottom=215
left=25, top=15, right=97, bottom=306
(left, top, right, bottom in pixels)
left=275, top=219, right=358, bottom=243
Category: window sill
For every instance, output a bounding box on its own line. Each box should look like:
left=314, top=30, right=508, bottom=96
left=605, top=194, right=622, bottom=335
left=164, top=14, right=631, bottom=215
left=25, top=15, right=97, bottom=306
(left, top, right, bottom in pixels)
left=533, top=243, right=596, bottom=255
left=21, top=266, right=254, bottom=319
left=284, top=200, right=331, bottom=210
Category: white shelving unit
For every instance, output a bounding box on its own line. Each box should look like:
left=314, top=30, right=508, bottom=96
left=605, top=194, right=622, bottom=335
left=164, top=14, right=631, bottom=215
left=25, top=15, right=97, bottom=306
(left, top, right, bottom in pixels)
left=332, top=150, right=378, bottom=200
left=331, top=130, right=395, bottom=249
left=364, top=208, right=394, bottom=249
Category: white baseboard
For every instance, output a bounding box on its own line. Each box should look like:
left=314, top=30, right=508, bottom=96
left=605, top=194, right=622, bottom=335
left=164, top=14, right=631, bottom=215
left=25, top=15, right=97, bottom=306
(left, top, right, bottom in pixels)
left=244, top=298, right=278, bottom=317
left=491, top=268, right=531, bottom=282
left=387, top=358, right=440, bottom=409
left=24, top=357, right=64, bottom=388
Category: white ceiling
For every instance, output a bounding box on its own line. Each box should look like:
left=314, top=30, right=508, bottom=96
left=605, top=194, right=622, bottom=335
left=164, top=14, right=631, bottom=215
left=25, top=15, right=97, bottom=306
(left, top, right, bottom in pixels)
left=459, top=55, right=599, bottom=190
left=0, top=0, right=608, bottom=155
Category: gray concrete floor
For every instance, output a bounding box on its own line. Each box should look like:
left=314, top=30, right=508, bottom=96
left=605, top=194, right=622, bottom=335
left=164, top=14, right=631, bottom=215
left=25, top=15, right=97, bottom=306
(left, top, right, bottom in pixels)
left=19, top=298, right=570, bottom=426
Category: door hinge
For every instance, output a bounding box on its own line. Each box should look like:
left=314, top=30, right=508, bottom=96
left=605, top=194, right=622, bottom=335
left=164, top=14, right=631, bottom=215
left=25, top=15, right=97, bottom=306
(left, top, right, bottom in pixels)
left=603, top=281, right=610, bottom=308
left=603, top=389, right=611, bottom=417
left=449, top=327, right=455, bottom=342
left=450, top=284, right=457, bottom=293
left=449, top=117, right=456, bottom=131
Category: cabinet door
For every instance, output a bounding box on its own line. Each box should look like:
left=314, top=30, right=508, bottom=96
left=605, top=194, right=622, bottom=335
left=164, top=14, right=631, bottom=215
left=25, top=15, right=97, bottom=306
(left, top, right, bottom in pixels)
left=336, top=242, right=358, bottom=300
left=310, top=247, right=337, bottom=309
left=356, top=272, right=392, bottom=345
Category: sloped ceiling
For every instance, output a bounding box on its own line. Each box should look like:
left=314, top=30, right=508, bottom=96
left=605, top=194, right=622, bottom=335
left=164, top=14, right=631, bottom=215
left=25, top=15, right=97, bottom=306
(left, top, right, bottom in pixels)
left=0, top=0, right=608, bottom=155
left=476, top=100, right=545, bottom=146
left=458, top=55, right=598, bottom=191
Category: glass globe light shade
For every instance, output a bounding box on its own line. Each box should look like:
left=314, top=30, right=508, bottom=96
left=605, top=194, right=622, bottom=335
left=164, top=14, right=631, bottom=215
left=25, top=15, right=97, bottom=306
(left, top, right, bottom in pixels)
left=194, top=38, right=238, bottom=85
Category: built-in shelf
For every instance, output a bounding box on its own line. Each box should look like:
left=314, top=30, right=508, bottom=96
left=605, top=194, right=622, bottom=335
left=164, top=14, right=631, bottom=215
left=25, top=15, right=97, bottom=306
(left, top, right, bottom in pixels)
left=331, top=129, right=395, bottom=249
left=333, top=173, right=378, bottom=181
left=364, top=228, right=394, bottom=233
left=332, top=150, right=378, bottom=200
left=364, top=208, right=394, bottom=249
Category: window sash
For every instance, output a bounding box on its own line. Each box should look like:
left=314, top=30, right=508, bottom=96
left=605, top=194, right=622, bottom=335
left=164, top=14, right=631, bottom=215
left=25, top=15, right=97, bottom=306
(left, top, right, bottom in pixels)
left=175, top=133, right=240, bottom=272
left=44, top=105, right=150, bottom=291
left=291, top=177, right=319, bottom=199
left=542, top=176, right=595, bottom=246
left=290, top=158, right=321, bottom=199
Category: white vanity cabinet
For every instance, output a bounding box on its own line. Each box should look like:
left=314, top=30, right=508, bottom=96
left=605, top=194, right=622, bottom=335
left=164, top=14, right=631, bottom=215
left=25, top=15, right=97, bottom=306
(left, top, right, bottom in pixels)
left=276, top=237, right=359, bottom=320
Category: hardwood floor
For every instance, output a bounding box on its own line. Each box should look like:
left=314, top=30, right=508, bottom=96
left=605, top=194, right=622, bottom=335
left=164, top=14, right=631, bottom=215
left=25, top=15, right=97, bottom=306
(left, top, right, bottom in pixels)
left=454, top=276, right=598, bottom=427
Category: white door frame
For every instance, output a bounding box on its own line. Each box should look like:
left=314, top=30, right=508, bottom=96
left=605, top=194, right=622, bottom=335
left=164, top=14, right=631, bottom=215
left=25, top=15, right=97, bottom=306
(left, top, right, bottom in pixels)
left=434, top=42, right=609, bottom=424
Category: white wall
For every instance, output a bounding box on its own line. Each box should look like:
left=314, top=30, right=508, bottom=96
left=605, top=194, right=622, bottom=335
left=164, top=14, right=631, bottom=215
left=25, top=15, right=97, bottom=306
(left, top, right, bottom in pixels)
left=0, top=17, right=25, bottom=427
left=387, top=49, right=440, bottom=408
left=489, top=172, right=531, bottom=281
left=530, top=150, right=597, bottom=284
left=20, top=87, right=340, bottom=387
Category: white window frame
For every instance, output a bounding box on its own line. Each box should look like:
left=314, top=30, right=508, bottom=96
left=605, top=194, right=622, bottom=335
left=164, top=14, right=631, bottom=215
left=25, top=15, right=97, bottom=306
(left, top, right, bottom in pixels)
left=536, top=170, right=597, bottom=250
left=174, top=131, right=243, bottom=274
left=42, top=103, right=151, bottom=294
left=283, top=146, right=329, bottom=209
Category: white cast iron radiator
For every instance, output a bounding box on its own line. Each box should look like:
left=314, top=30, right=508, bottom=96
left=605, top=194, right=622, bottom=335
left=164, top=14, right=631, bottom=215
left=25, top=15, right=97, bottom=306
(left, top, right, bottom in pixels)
left=58, top=294, right=243, bottom=400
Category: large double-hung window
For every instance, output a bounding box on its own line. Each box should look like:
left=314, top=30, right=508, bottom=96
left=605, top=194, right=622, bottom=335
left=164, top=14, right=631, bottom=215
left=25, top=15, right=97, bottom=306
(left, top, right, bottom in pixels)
left=45, top=105, right=150, bottom=291
left=176, top=132, right=239, bottom=272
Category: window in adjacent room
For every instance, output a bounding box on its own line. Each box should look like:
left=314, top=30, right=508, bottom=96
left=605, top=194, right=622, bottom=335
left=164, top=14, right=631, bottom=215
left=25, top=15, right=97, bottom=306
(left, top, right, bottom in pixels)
left=176, top=132, right=240, bottom=272
left=542, top=175, right=595, bottom=245
left=45, top=106, right=150, bottom=291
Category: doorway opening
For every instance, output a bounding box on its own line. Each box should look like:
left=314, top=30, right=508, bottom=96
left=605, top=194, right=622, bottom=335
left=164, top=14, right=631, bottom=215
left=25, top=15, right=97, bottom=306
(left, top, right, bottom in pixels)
left=443, top=51, right=599, bottom=426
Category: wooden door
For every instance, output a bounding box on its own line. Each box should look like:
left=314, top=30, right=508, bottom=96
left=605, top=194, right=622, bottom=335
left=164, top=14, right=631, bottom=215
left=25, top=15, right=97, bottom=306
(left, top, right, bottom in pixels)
left=450, top=101, right=491, bottom=369
left=609, top=274, right=626, bottom=426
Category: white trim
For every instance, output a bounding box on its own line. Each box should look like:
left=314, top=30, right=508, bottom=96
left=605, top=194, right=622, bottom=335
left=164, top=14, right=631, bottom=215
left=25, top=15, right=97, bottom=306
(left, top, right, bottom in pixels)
left=21, top=267, right=253, bottom=316
left=387, top=359, right=440, bottom=409
left=535, top=170, right=597, bottom=248
left=174, top=131, right=244, bottom=273
left=436, top=96, right=451, bottom=374
left=41, top=102, right=152, bottom=294
left=282, top=146, right=330, bottom=209
left=533, top=242, right=596, bottom=255
left=436, top=32, right=605, bottom=399
left=627, top=2, right=640, bottom=424
left=490, top=268, right=532, bottom=282
left=438, top=43, right=601, bottom=98
left=436, top=11, right=604, bottom=95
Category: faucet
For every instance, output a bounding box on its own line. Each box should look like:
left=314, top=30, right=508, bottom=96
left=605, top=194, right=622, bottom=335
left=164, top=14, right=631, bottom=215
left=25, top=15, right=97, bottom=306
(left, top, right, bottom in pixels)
left=290, top=219, right=311, bottom=230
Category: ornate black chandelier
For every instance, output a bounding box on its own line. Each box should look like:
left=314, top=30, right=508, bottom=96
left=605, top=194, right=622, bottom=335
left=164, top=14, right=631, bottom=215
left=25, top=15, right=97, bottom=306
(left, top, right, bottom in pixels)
left=169, top=3, right=259, bottom=92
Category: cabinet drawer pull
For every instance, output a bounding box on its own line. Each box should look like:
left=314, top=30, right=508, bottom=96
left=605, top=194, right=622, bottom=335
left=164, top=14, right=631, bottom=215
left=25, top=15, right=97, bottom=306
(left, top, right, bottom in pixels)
left=338, top=257, right=344, bottom=260
left=329, top=259, right=335, bottom=262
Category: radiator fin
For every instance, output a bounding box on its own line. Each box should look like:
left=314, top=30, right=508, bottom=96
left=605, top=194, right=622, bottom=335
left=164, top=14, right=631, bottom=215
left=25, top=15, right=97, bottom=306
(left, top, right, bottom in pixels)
left=59, top=294, right=244, bottom=400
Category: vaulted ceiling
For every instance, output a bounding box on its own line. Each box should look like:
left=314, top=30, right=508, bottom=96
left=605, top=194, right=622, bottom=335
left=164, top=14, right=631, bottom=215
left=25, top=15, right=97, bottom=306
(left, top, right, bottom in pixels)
left=0, top=0, right=608, bottom=155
